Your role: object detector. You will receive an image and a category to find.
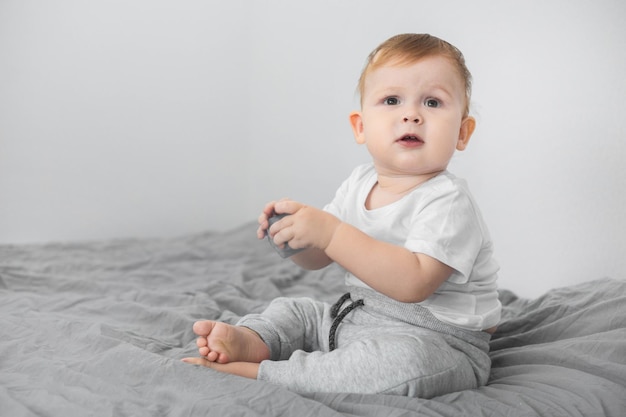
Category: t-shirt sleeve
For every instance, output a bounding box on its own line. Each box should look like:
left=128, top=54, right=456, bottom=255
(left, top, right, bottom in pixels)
left=323, top=164, right=370, bottom=219
left=404, top=188, right=484, bottom=284
left=323, top=179, right=347, bottom=218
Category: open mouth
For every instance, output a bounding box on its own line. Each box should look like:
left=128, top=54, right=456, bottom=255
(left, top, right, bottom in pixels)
left=398, top=134, right=424, bottom=144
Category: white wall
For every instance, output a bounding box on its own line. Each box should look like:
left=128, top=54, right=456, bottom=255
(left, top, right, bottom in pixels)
left=1, top=0, right=625, bottom=297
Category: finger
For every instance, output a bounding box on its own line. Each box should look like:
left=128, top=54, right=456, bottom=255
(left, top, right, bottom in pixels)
left=259, top=202, right=276, bottom=222
left=272, top=225, right=294, bottom=248
left=263, top=200, right=278, bottom=216
left=274, top=199, right=302, bottom=215
left=258, top=201, right=278, bottom=238
left=268, top=212, right=293, bottom=238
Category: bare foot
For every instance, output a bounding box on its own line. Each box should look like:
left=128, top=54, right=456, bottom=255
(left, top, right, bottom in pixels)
left=192, top=320, right=270, bottom=364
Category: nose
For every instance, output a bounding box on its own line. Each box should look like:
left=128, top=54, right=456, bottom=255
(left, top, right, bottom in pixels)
left=402, top=107, right=421, bottom=124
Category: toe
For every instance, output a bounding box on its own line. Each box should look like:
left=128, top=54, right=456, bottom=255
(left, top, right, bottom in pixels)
left=192, top=320, right=214, bottom=336
left=196, top=336, right=208, bottom=348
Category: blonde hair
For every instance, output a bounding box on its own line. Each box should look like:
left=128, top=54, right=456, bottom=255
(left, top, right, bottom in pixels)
left=357, top=33, right=472, bottom=116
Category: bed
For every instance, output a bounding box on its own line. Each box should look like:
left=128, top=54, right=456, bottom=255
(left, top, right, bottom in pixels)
left=1, top=221, right=624, bottom=417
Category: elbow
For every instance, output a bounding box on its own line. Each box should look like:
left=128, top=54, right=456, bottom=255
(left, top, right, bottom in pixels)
left=386, top=272, right=444, bottom=303
left=389, top=257, right=453, bottom=303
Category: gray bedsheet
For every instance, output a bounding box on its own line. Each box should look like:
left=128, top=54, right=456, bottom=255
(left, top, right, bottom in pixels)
left=1, top=222, right=624, bottom=416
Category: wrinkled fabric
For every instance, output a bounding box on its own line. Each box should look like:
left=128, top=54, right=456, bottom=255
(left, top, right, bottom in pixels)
left=1, top=222, right=625, bottom=416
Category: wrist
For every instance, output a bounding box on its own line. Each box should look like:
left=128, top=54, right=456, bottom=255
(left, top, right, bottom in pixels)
left=323, top=219, right=344, bottom=253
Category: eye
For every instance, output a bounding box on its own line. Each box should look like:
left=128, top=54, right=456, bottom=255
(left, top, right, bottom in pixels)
left=383, top=96, right=400, bottom=105
left=424, top=98, right=440, bottom=108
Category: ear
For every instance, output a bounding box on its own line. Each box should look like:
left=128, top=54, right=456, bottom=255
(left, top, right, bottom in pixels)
left=456, top=116, right=476, bottom=151
left=349, top=111, right=366, bottom=144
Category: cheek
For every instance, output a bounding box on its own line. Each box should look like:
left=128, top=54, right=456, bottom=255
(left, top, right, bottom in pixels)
left=361, top=117, right=387, bottom=139
left=435, top=127, right=462, bottom=158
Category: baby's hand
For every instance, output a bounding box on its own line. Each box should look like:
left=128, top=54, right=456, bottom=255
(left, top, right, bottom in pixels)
left=257, top=199, right=292, bottom=240
left=271, top=200, right=341, bottom=251
left=266, top=213, right=306, bottom=258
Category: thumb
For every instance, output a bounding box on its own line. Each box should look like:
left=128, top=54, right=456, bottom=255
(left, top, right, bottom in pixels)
left=275, top=199, right=303, bottom=215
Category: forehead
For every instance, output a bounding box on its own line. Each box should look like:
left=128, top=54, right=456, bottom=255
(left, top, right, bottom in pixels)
left=363, top=55, right=465, bottom=95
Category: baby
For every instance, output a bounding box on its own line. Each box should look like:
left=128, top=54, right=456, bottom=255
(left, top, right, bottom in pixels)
left=183, top=33, right=501, bottom=398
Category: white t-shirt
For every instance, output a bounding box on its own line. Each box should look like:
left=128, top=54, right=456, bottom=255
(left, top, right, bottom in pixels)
left=324, top=163, right=501, bottom=331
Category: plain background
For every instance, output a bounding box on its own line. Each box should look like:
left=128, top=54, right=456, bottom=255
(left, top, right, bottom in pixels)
left=1, top=0, right=625, bottom=297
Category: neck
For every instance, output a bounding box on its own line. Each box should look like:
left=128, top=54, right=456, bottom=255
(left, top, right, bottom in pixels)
left=375, top=171, right=441, bottom=193
left=366, top=171, right=442, bottom=210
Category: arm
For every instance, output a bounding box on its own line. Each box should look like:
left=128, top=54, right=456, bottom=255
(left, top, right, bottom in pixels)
left=290, top=247, right=334, bottom=270
left=265, top=200, right=452, bottom=303
left=325, top=222, right=452, bottom=303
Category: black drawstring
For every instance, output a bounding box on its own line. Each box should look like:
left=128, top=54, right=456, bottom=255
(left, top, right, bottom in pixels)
left=329, top=292, right=364, bottom=351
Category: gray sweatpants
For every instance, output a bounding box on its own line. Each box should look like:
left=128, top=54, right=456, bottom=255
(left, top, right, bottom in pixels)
left=237, top=286, right=492, bottom=398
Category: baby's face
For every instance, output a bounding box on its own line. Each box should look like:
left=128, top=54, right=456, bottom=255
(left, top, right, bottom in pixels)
left=354, top=55, right=471, bottom=179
